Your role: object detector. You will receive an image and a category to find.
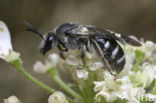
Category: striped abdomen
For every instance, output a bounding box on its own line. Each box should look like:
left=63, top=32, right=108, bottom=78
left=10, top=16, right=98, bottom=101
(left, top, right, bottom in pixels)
left=95, top=38, right=125, bottom=73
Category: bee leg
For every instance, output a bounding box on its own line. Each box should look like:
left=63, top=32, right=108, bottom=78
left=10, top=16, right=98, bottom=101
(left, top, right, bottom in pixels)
left=80, top=50, right=86, bottom=67
left=58, top=44, right=68, bottom=59
left=91, top=38, right=114, bottom=76
left=101, top=58, right=114, bottom=76
left=80, top=45, right=86, bottom=67
left=60, top=51, right=68, bottom=59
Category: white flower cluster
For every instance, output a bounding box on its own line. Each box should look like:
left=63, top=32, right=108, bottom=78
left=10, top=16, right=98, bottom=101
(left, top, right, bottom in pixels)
left=93, top=40, right=156, bottom=103
left=63, top=39, right=156, bottom=102
left=94, top=72, right=145, bottom=103
left=30, top=25, right=156, bottom=102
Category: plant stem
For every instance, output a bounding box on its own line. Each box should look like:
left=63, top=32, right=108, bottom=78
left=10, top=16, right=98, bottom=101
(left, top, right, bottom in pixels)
left=11, top=59, right=55, bottom=93
left=11, top=59, right=75, bottom=103
left=48, top=70, right=82, bottom=101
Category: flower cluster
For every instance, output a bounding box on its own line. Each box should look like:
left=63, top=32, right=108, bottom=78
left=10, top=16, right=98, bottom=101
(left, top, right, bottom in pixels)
left=33, top=53, right=60, bottom=74
left=63, top=39, right=156, bottom=102
left=93, top=40, right=156, bottom=103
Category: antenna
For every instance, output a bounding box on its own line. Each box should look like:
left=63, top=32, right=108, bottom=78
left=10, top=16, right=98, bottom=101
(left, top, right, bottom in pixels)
left=23, top=21, right=44, bottom=39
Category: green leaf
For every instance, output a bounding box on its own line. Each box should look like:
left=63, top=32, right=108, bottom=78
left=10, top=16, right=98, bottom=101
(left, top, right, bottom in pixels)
left=135, top=49, right=144, bottom=61
left=153, top=58, right=156, bottom=65
left=133, top=49, right=145, bottom=72
left=113, top=99, right=127, bottom=103
left=150, top=80, right=156, bottom=94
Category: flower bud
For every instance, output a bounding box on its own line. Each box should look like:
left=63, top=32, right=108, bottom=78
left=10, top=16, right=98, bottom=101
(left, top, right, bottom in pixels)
left=3, top=95, right=20, bottom=103
left=33, top=53, right=59, bottom=74
left=48, top=91, right=68, bottom=103
left=48, top=53, right=60, bottom=66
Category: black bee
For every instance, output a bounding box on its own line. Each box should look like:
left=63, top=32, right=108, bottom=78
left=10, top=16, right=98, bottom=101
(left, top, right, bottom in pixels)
left=24, top=22, right=142, bottom=75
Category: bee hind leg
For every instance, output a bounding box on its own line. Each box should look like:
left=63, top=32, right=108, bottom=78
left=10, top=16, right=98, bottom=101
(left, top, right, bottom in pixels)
left=59, top=51, right=68, bottom=59
left=91, top=38, right=115, bottom=76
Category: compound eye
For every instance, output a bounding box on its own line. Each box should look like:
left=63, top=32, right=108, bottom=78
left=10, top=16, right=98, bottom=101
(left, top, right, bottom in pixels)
left=49, top=36, right=53, bottom=41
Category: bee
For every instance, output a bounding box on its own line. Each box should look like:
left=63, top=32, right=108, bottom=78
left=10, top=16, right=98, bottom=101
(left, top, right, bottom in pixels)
left=24, top=22, right=142, bottom=75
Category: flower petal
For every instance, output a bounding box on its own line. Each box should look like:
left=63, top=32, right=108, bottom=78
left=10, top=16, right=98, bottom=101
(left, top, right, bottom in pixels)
left=0, top=21, right=12, bottom=53
left=76, top=69, right=88, bottom=80
left=0, top=21, right=20, bottom=62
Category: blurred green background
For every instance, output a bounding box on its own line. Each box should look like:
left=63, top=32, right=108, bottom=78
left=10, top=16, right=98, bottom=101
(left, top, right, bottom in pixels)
left=0, top=0, right=156, bottom=103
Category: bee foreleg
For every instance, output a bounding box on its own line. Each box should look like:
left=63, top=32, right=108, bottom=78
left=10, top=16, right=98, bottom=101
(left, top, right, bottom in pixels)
left=58, top=43, right=68, bottom=59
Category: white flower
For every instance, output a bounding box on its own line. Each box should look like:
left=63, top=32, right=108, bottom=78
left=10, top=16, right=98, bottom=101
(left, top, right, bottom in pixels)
left=89, top=62, right=103, bottom=71
left=33, top=53, right=60, bottom=73
left=96, top=90, right=117, bottom=102
left=86, top=52, right=93, bottom=59
left=0, top=21, right=12, bottom=52
left=137, top=40, right=156, bottom=59
left=93, top=73, right=117, bottom=102
left=33, top=61, right=50, bottom=74
left=48, top=53, right=60, bottom=66
left=65, top=53, right=81, bottom=66
left=0, top=21, right=20, bottom=62
left=129, top=62, right=155, bottom=88
left=141, top=62, right=155, bottom=87
left=3, top=95, right=20, bottom=103
left=76, top=69, right=89, bottom=80
left=48, top=91, right=68, bottom=103
left=145, top=41, right=154, bottom=48
left=4, top=51, right=20, bottom=62
left=94, top=81, right=106, bottom=92
left=145, top=94, right=156, bottom=102
left=94, top=79, right=117, bottom=102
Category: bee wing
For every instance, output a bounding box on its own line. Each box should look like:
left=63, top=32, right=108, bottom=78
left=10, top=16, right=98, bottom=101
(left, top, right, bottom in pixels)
left=104, top=30, right=142, bottom=46
left=87, top=26, right=142, bottom=46
left=70, top=25, right=113, bottom=39
left=70, top=25, right=142, bottom=46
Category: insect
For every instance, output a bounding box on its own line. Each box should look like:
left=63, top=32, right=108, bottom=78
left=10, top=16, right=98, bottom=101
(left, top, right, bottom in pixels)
left=24, top=21, right=142, bottom=75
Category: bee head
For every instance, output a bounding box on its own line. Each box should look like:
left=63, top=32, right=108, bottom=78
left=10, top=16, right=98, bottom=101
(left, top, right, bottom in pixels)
left=40, top=32, right=57, bottom=55
left=24, top=21, right=58, bottom=55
